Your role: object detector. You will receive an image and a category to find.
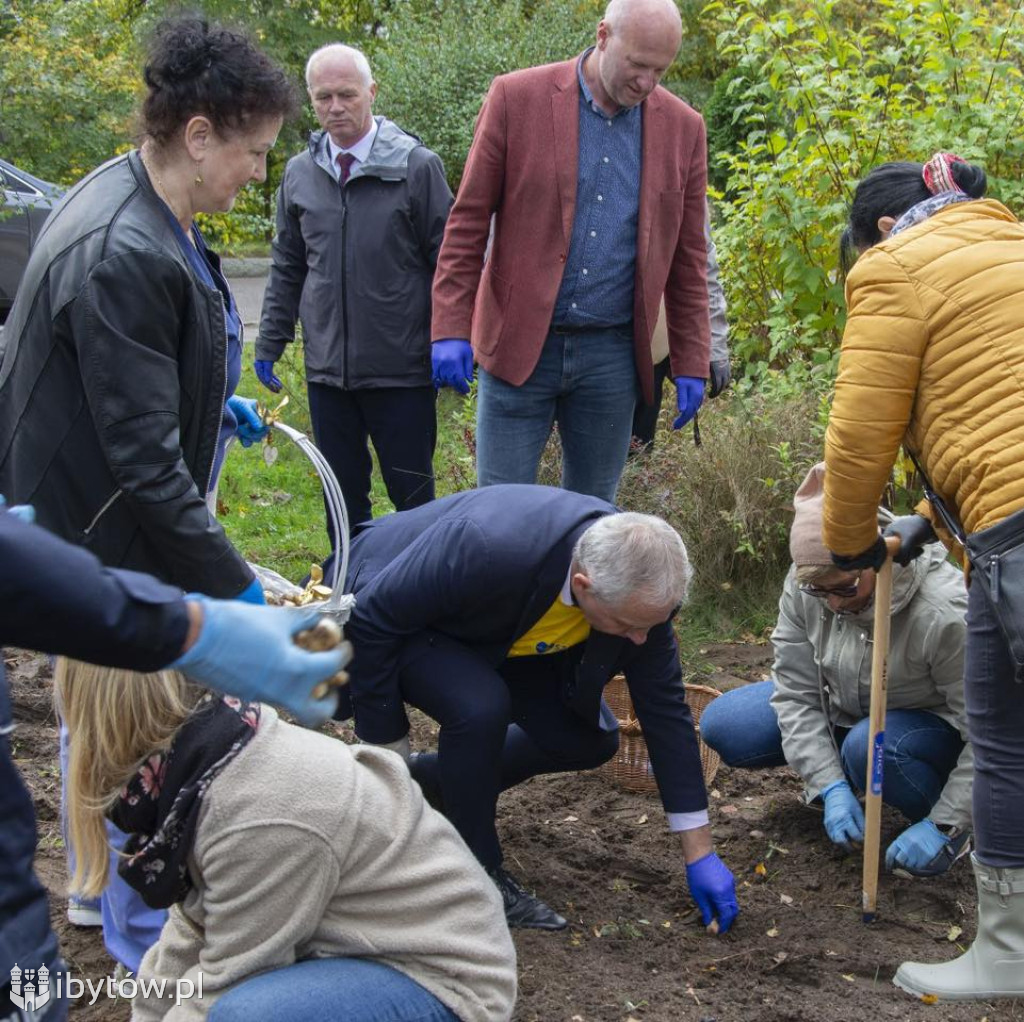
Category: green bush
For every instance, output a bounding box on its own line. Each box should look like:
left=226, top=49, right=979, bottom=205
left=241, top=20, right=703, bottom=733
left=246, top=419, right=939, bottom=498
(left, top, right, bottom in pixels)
left=704, top=0, right=1024, bottom=390
left=0, top=0, right=139, bottom=185
left=616, top=390, right=823, bottom=632
left=369, top=0, right=601, bottom=189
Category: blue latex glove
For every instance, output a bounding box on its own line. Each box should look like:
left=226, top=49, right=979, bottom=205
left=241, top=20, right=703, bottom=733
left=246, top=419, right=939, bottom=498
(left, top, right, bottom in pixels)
left=0, top=494, right=35, bottom=523
left=236, top=577, right=265, bottom=605
left=170, top=600, right=350, bottom=728
left=227, top=395, right=270, bottom=449
left=431, top=338, right=473, bottom=394
left=672, top=375, right=705, bottom=429
left=821, top=779, right=865, bottom=851
left=885, top=819, right=956, bottom=876
left=685, top=852, right=739, bottom=934
left=254, top=359, right=283, bottom=393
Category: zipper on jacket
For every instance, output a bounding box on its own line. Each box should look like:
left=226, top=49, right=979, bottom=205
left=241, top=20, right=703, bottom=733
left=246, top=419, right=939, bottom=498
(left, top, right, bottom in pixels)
left=815, top=609, right=844, bottom=762
left=991, top=553, right=1001, bottom=602
left=339, top=180, right=351, bottom=389
left=83, top=489, right=123, bottom=536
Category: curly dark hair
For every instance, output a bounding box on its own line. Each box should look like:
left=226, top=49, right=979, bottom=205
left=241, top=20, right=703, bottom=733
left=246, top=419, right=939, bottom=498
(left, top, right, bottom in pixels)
left=141, top=15, right=298, bottom=145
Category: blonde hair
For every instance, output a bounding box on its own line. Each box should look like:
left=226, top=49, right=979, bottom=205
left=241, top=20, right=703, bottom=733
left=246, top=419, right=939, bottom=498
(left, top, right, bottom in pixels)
left=794, top=562, right=838, bottom=585
left=54, top=658, right=202, bottom=898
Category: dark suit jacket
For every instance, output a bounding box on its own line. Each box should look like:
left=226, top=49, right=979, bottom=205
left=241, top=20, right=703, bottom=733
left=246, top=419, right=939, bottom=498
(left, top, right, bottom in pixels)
left=0, top=511, right=189, bottom=980
left=431, top=57, right=710, bottom=404
left=342, top=484, right=707, bottom=815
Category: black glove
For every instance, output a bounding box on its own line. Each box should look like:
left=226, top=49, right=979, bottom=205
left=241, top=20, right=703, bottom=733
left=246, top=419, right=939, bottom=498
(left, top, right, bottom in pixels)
left=831, top=534, right=887, bottom=572
left=883, top=514, right=938, bottom=566
left=709, top=359, right=732, bottom=398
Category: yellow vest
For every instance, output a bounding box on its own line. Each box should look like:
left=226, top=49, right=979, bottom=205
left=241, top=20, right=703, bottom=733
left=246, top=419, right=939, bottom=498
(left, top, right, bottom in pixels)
left=507, top=595, right=590, bottom=657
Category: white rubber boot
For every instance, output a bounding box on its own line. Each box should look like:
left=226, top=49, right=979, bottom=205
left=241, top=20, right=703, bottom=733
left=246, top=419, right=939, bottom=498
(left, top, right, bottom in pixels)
left=894, top=853, right=1024, bottom=1001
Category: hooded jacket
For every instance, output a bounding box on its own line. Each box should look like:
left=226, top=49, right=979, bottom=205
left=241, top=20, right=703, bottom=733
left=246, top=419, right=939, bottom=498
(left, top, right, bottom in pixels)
left=769, top=524, right=971, bottom=829
left=256, top=118, right=453, bottom=389
left=0, top=151, right=253, bottom=597
left=824, top=199, right=1024, bottom=555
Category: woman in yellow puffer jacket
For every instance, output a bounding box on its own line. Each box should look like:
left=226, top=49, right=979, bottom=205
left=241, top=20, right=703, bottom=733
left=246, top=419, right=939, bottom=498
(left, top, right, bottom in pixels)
left=823, top=153, right=1024, bottom=1004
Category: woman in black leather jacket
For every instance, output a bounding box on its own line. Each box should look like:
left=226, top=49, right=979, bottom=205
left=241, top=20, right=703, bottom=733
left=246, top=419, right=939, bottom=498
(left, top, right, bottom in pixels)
left=0, top=15, right=296, bottom=601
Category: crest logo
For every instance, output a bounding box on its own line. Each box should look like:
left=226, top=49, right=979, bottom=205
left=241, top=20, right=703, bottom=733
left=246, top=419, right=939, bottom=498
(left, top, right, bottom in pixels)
left=10, top=963, right=52, bottom=1012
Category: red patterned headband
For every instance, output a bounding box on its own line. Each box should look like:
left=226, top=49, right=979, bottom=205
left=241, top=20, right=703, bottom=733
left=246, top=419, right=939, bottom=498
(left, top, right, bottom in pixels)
left=923, top=152, right=966, bottom=195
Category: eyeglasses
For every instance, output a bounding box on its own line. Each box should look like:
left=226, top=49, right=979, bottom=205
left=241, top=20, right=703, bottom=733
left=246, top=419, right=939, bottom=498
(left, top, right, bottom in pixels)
left=798, top=575, right=862, bottom=600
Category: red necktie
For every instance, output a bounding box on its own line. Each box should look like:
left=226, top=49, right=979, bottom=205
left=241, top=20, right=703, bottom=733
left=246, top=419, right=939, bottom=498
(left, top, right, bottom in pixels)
left=336, top=152, right=355, bottom=185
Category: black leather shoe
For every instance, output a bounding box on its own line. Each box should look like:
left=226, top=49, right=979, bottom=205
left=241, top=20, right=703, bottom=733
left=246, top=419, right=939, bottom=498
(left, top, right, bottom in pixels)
left=408, top=752, right=445, bottom=813
left=487, top=866, right=567, bottom=930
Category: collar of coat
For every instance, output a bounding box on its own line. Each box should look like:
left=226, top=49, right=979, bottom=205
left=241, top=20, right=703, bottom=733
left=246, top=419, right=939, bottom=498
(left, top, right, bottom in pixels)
left=308, top=116, right=423, bottom=182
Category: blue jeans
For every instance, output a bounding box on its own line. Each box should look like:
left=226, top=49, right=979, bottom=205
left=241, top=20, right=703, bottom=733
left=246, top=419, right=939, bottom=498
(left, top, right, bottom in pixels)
left=964, top=576, right=1024, bottom=867
left=208, top=957, right=462, bottom=1022
left=700, top=679, right=964, bottom=821
left=698, top=680, right=788, bottom=768
left=59, top=724, right=166, bottom=972
left=476, top=326, right=639, bottom=503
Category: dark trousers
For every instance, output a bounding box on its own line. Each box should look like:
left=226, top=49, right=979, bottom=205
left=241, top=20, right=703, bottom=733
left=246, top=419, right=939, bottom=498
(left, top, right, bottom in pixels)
left=307, top=383, right=437, bottom=535
left=1, top=675, right=68, bottom=1019
left=965, top=577, right=1024, bottom=867
left=630, top=356, right=671, bottom=452
left=398, top=633, right=619, bottom=869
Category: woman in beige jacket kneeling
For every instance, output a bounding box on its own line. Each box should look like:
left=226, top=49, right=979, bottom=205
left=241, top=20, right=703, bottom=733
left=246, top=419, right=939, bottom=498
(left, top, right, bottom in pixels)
left=57, top=659, right=516, bottom=1022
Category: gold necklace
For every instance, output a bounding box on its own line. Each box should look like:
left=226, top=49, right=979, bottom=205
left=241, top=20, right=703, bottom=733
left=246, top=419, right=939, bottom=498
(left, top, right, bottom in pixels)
left=140, top=144, right=194, bottom=243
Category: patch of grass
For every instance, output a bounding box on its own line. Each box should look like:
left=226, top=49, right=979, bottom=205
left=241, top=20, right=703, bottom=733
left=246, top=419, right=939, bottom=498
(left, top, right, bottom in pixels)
left=219, top=240, right=272, bottom=259
left=615, top=389, right=823, bottom=649
left=218, top=344, right=478, bottom=583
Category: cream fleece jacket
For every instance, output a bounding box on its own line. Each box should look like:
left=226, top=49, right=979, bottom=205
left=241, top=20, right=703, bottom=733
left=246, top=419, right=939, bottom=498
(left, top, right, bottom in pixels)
left=132, top=709, right=516, bottom=1022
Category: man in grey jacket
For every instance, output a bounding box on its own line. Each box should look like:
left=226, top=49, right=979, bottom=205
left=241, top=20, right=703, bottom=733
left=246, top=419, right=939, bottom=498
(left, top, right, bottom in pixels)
left=700, top=463, right=973, bottom=878
left=255, top=44, right=453, bottom=533
left=630, top=201, right=731, bottom=453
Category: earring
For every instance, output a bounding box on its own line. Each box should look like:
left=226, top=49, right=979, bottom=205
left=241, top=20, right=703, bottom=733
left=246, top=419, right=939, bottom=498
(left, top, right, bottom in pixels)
left=194, top=163, right=203, bottom=186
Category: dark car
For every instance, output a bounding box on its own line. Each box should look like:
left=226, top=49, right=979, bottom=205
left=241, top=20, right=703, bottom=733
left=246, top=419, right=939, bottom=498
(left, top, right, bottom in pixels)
left=0, top=158, right=63, bottom=324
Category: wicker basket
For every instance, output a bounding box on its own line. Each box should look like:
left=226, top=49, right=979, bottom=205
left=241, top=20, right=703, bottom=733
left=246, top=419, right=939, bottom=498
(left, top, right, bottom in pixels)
left=600, top=674, right=721, bottom=792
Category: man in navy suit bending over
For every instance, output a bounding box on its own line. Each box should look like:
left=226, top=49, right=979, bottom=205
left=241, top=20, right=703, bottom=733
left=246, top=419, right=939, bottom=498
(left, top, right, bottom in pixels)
left=340, top=484, right=739, bottom=933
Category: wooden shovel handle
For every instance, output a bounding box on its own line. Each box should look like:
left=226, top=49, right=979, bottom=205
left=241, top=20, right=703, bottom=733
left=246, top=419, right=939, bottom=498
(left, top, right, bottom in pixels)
left=862, top=534, right=901, bottom=921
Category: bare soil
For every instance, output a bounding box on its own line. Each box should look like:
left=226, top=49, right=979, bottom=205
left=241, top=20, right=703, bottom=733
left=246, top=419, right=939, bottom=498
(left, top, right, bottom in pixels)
left=8, top=643, right=1017, bottom=1022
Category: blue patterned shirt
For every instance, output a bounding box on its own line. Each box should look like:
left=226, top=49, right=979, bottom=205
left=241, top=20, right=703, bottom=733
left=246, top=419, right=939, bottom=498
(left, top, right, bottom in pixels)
left=552, top=48, right=642, bottom=329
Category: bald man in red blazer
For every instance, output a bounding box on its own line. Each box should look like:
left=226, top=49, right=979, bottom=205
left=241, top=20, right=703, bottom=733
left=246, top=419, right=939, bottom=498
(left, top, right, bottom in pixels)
left=431, top=0, right=710, bottom=501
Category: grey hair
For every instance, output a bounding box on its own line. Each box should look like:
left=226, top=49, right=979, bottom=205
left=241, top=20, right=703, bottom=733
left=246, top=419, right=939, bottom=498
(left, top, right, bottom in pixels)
left=603, top=0, right=682, bottom=33
left=305, top=43, right=373, bottom=88
left=573, top=512, right=692, bottom=608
